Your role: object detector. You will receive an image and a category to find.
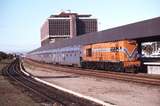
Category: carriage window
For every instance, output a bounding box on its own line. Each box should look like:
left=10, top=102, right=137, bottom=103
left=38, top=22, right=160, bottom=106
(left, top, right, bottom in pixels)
left=86, top=48, right=92, bottom=57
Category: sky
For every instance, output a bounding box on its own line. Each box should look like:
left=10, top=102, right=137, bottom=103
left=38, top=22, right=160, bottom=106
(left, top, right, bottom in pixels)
left=0, top=0, right=160, bottom=53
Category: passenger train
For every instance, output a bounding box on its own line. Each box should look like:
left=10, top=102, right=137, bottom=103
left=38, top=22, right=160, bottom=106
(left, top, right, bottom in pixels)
left=27, top=39, right=140, bottom=73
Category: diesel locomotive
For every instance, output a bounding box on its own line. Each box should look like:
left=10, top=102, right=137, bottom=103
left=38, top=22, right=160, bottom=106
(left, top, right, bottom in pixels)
left=81, top=40, right=140, bottom=72
left=26, top=39, right=140, bottom=73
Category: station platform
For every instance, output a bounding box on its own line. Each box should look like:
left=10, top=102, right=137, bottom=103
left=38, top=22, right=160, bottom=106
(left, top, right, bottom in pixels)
left=23, top=61, right=160, bottom=106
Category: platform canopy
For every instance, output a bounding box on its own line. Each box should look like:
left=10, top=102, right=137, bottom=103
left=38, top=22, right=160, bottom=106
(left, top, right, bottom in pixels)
left=29, top=17, right=160, bottom=53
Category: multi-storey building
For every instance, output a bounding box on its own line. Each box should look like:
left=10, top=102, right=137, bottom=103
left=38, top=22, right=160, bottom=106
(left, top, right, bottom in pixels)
left=41, top=12, right=97, bottom=46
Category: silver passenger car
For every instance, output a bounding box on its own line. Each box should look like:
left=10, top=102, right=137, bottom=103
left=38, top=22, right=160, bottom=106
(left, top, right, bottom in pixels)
left=27, top=45, right=82, bottom=67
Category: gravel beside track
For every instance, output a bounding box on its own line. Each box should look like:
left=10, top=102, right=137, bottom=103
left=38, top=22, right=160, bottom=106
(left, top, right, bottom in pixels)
left=0, top=59, right=41, bottom=106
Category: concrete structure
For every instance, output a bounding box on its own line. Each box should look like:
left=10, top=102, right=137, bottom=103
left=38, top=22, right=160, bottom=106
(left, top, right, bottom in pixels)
left=144, top=62, right=160, bottom=74
left=41, top=12, right=97, bottom=46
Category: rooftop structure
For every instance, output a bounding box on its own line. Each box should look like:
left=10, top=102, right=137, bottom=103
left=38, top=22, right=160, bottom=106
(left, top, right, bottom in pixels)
left=50, top=12, right=92, bottom=18
left=41, top=12, right=97, bottom=46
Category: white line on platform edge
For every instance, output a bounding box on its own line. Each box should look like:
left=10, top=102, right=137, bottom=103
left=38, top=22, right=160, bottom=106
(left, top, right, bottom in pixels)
left=20, top=65, right=116, bottom=106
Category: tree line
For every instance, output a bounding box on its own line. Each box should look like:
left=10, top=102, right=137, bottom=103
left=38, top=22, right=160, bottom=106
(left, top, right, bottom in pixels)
left=0, top=51, right=14, bottom=61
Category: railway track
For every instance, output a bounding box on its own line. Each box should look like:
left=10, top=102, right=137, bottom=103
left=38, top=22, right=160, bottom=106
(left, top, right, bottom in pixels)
left=24, top=59, right=160, bottom=86
left=2, top=59, right=62, bottom=105
left=2, top=58, right=110, bottom=106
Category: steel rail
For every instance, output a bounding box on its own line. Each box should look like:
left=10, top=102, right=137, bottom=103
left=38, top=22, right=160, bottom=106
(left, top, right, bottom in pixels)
left=24, top=59, right=160, bottom=86
left=2, top=59, right=64, bottom=105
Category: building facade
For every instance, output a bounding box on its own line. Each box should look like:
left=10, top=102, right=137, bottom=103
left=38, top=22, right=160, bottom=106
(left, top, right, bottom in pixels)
left=41, top=12, right=97, bottom=46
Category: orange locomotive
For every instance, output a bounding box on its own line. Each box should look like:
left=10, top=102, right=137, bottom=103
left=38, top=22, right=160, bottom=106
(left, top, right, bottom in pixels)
left=81, top=40, right=140, bottom=73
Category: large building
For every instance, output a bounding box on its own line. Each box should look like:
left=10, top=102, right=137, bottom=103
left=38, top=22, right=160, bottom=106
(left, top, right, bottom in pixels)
left=41, top=12, right=97, bottom=46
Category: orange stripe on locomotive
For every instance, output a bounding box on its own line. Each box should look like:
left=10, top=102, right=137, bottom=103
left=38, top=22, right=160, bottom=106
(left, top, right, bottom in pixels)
left=82, top=40, right=140, bottom=72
